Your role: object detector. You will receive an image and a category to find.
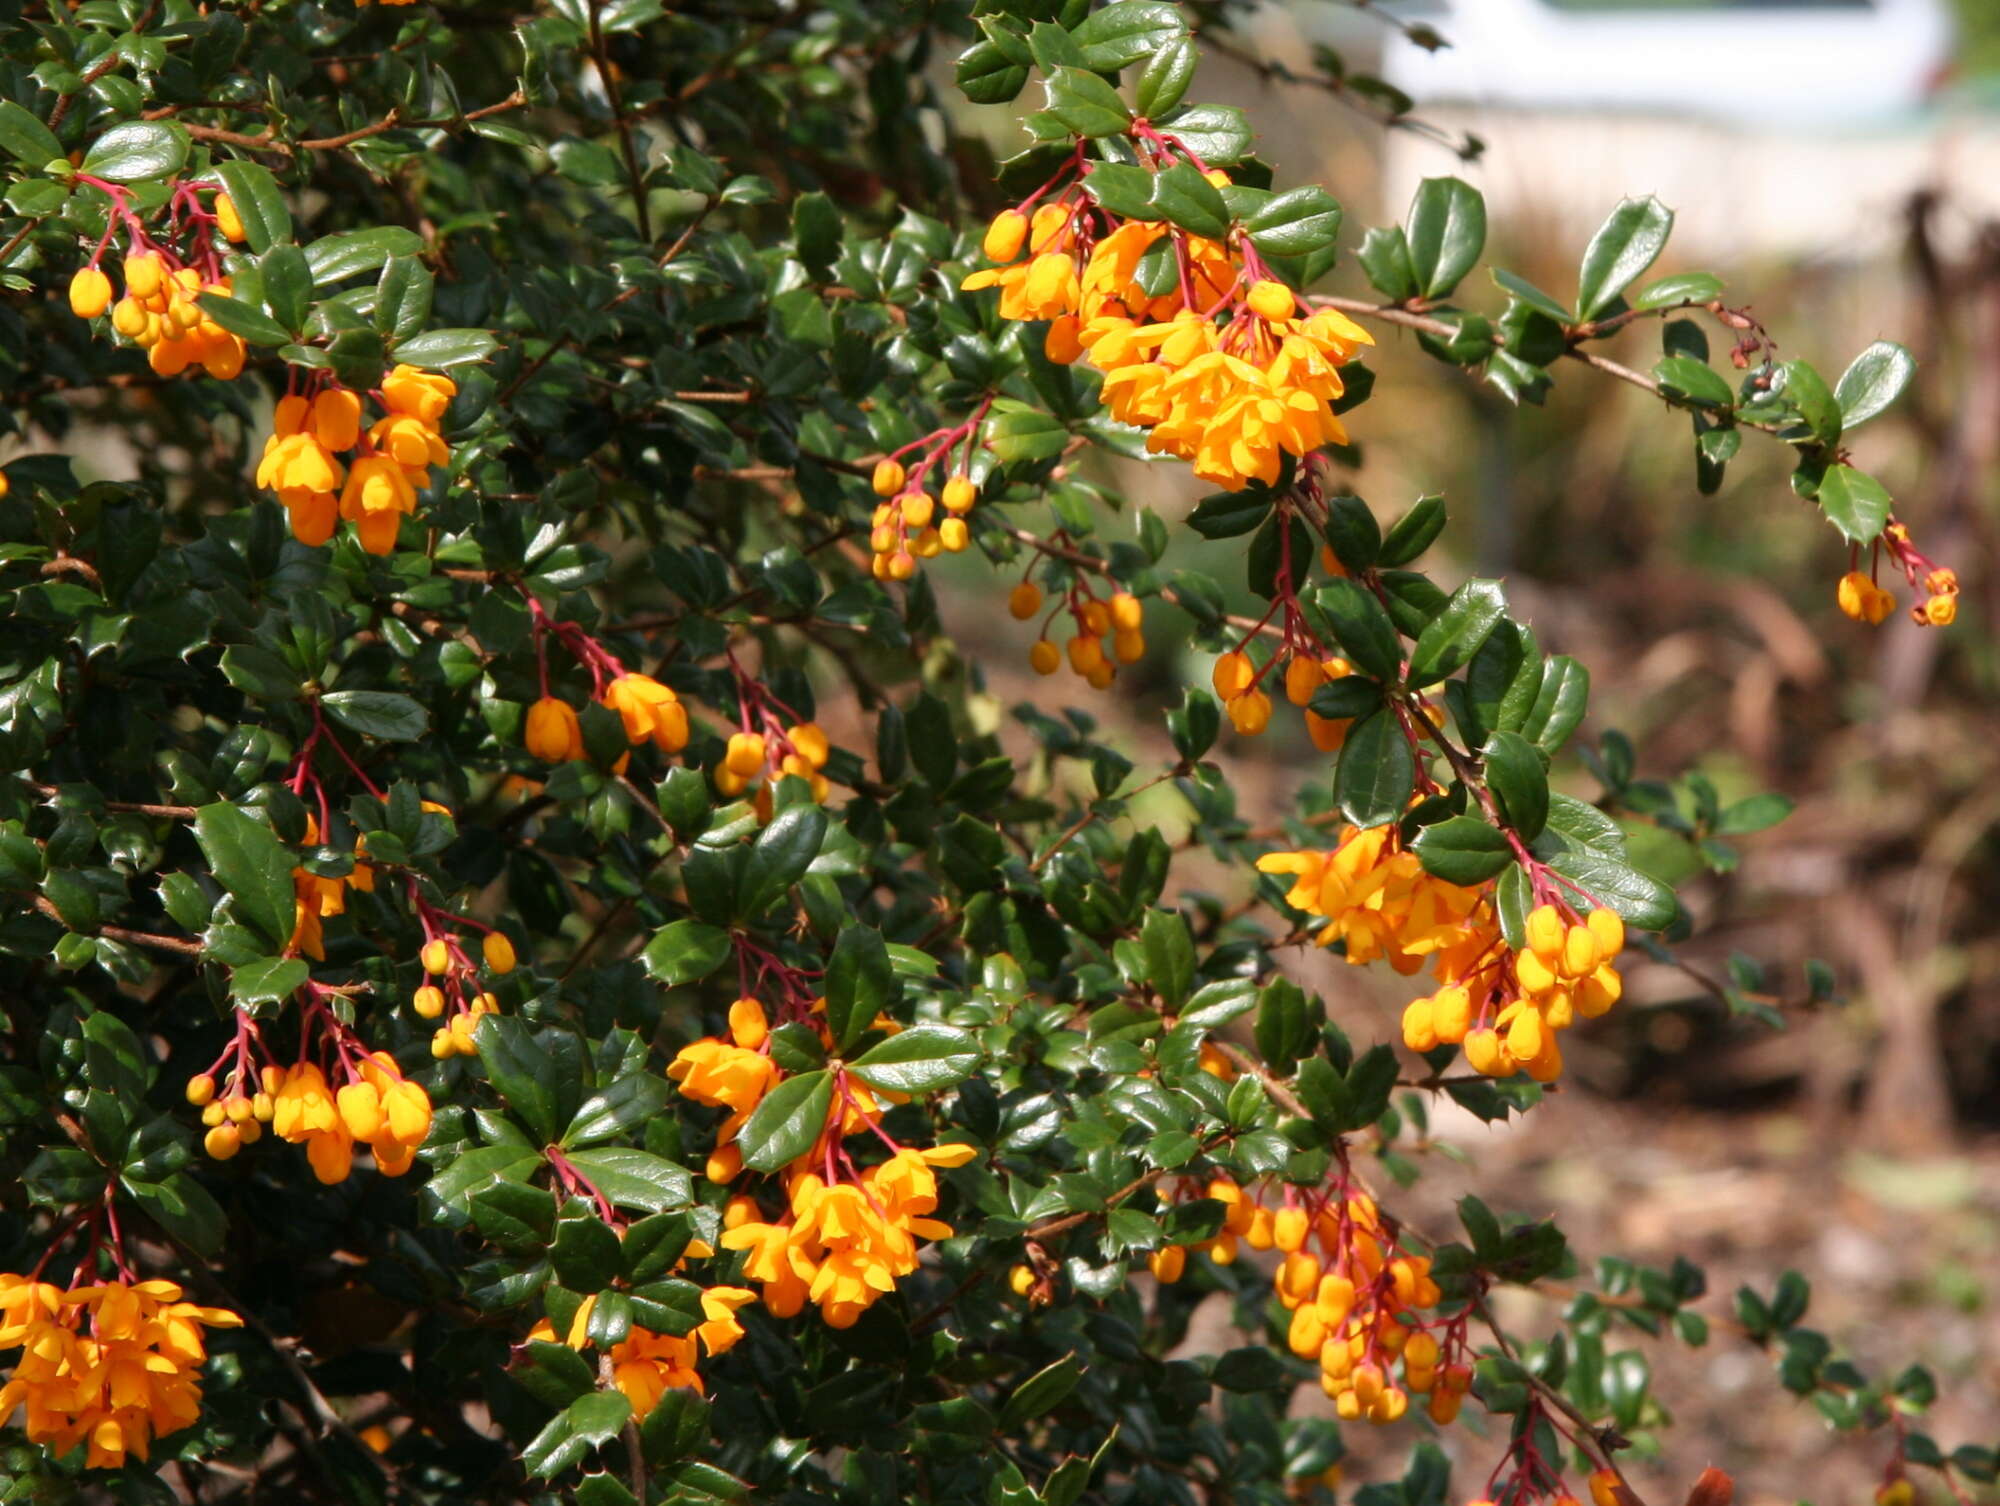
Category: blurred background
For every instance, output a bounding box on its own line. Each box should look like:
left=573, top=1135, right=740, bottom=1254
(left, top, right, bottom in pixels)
left=943, top=2, right=2000, bottom=1498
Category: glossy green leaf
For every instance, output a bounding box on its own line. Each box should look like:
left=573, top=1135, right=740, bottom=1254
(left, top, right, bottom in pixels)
left=1577, top=195, right=1673, bottom=319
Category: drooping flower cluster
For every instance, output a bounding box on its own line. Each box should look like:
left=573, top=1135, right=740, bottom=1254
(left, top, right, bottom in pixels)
left=0, top=1276, right=242, bottom=1469
left=1258, top=825, right=1488, bottom=975
left=963, top=173, right=1372, bottom=491
left=1214, top=648, right=1359, bottom=744
left=866, top=405, right=986, bottom=582
left=521, top=591, right=691, bottom=770
left=670, top=981, right=976, bottom=1329
left=712, top=657, right=836, bottom=814
left=1149, top=1174, right=1471, bottom=1426
left=416, top=917, right=513, bottom=1060
left=257, top=365, right=457, bottom=554
left=267, top=1051, right=434, bottom=1183
left=66, top=180, right=249, bottom=381
left=525, top=1286, right=756, bottom=1413
left=1259, top=830, right=1628, bottom=1083
left=719, top=1140, right=978, bottom=1328
left=1837, top=518, right=1959, bottom=628
left=193, top=1000, right=434, bottom=1181
left=1406, top=902, right=1624, bottom=1085
left=1011, top=573, right=1147, bottom=688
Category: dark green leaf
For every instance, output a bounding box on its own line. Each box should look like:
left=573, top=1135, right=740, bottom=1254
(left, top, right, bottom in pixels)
left=736, top=1069, right=832, bottom=1173
left=1334, top=710, right=1414, bottom=829
left=192, top=802, right=295, bottom=951
left=1406, top=176, right=1485, bottom=299
left=847, top=1025, right=982, bottom=1096
left=1577, top=195, right=1673, bottom=319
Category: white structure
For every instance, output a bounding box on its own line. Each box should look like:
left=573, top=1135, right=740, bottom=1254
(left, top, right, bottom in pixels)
left=1340, top=0, right=1995, bottom=263
left=1374, top=0, right=1954, bottom=127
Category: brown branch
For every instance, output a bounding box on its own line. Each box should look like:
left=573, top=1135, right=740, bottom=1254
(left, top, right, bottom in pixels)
left=23, top=782, right=197, bottom=819
left=1312, top=293, right=1790, bottom=436
left=33, top=896, right=203, bottom=956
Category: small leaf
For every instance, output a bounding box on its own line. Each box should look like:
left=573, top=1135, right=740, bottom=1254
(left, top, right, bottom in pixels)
left=1334, top=710, right=1414, bottom=830
left=824, top=924, right=895, bottom=1054
left=1482, top=730, right=1549, bottom=841
left=1407, top=579, right=1506, bottom=688
left=641, top=919, right=732, bottom=987
left=736, top=804, right=827, bottom=918
left=192, top=802, right=296, bottom=952
left=80, top=122, right=189, bottom=183
left=1316, top=578, right=1402, bottom=682
left=320, top=690, right=429, bottom=742
left=1410, top=816, right=1512, bottom=885
left=847, top=1026, right=982, bottom=1096
left=1405, top=176, right=1485, bottom=299
left=1631, top=271, right=1722, bottom=312
left=1815, top=465, right=1891, bottom=546
left=1834, top=340, right=1915, bottom=429
left=736, top=1070, right=833, bottom=1173
left=1245, top=185, right=1343, bottom=259
left=1577, top=195, right=1674, bottom=319
left=392, top=327, right=501, bottom=369
left=213, top=160, right=291, bottom=253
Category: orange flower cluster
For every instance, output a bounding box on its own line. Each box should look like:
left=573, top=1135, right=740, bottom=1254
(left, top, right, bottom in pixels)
left=0, top=1276, right=242, bottom=1469
left=418, top=924, right=513, bottom=1059
left=670, top=999, right=976, bottom=1328
left=868, top=455, right=975, bottom=582
left=525, top=672, right=690, bottom=765
left=68, top=188, right=251, bottom=380
left=1409, top=903, right=1624, bottom=1085
left=1012, top=577, right=1147, bottom=687
left=1213, top=649, right=1359, bottom=743
left=963, top=195, right=1372, bottom=491
left=266, top=1053, right=434, bottom=1183
left=1259, top=830, right=1628, bottom=1084
left=1151, top=1176, right=1468, bottom=1425
left=718, top=1141, right=978, bottom=1329
left=258, top=366, right=457, bottom=554
left=526, top=1287, right=756, bottom=1414
left=717, top=718, right=833, bottom=807
left=1839, top=520, right=1960, bottom=628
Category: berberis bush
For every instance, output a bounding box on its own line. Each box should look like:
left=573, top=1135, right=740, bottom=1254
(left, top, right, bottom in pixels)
left=0, top=2, right=1979, bottom=1503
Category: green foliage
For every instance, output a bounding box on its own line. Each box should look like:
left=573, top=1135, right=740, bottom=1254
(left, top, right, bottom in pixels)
left=0, top=2, right=1964, bottom=1504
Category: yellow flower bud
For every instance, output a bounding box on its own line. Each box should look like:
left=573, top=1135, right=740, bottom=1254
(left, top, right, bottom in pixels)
left=725, top=731, right=767, bottom=778
left=124, top=251, right=165, bottom=301
left=204, top=1123, right=242, bottom=1160
left=214, top=191, right=247, bottom=242
left=942, top=475, right=977, bottom=513
left=1226, top=689, right=1272, bottom=736
left=68, top=266, right=113, bottom=319
left=1109, top=591, right=1143, bottom=633
left=1586, top=905, right=1624, bottom=957
left=1112, top=628, right=1145, bottom=664
left=1211, top=650, right=1254, bottom=700
left=1525, top=903, right=1564, bottom=961
left=1045, top=312, right=1084, bottom=364
left=1283, top=655, right=1325, bottom=706
left=1008, top=1263, right=1036, bottom=1297
left=1401, top=997, right=1438, bottom=1053
left=185, top=1073, right=217, bottom=1107
left=871, top=458, right=905, bottom=497
left=900, top=491, right=934, bottom=530
left=1009, top=581, right=1043, bottom=620
left=1147, top=1245, right=1186, bottom=1283
left=421, top=938, right=451, bottom=974
left=1029, top=639, right=1060, bottom=676
left=1246, top=279, right=1295, bottom=321
left=482, top=930, right=516, bottom=974
left=982, top=208, right=1029, bottom=262
left=524, top=697, right=584, bottom=763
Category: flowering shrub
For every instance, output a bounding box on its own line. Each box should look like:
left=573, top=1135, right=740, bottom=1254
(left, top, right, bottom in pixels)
left=0, top=2, right=1980, bottom=1503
